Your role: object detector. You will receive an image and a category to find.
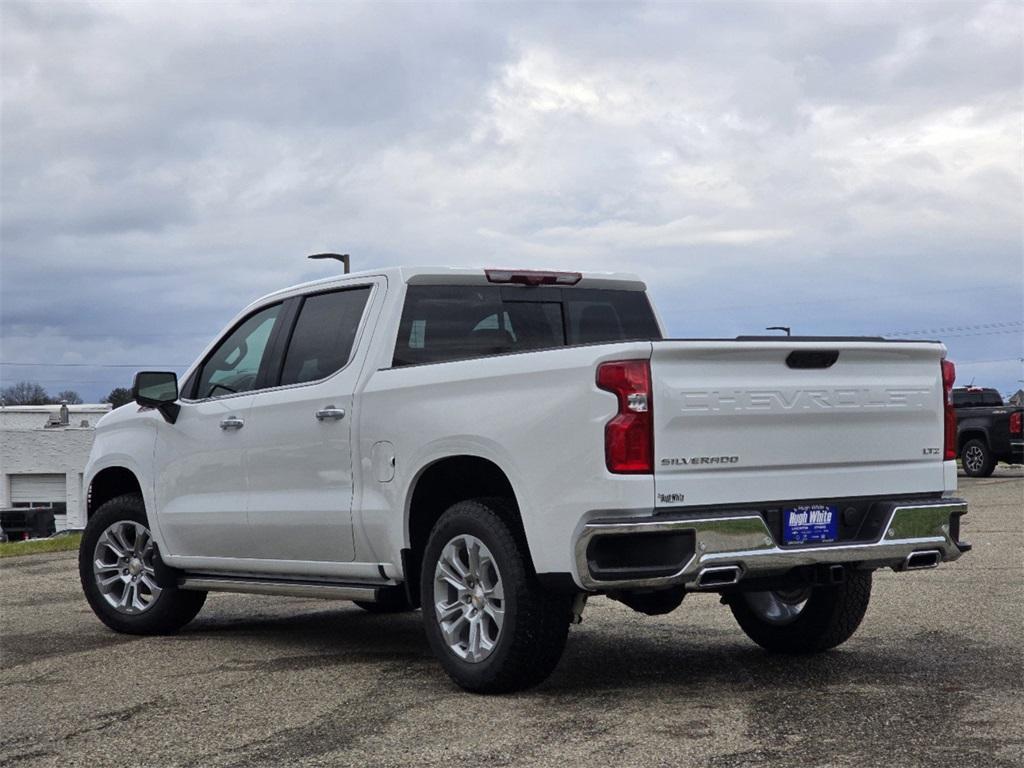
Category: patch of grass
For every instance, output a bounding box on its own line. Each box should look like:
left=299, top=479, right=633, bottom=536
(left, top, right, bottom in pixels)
left=0, top=533, right=82, bottom=558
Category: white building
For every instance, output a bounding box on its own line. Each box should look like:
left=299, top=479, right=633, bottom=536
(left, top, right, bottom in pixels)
left=0, top=403, right=112, bottom=531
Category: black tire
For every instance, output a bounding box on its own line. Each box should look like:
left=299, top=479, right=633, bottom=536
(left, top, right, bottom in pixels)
left=353, top=588, right=414, bottom=614
left=79, top=494, right=206, bottom=635
left=728, top=570, right=872, bottom=653
left=961, top=438, right=996, bottom=478
left=420, top=498, right=572, bottom=693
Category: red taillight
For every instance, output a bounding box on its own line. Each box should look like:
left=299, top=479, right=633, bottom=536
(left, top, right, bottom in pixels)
left=597, top=360, right=653, bottom=473
left=1010, top=411, right=1022, bottom=437
left=942, top=359, right=957, bottom=460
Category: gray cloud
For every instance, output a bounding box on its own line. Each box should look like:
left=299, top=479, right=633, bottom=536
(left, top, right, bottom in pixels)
left=1, top=0, right=1021, bottom=400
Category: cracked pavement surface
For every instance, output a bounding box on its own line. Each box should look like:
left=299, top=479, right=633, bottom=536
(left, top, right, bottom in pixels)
left=1, top=468, right=1021, bottom=767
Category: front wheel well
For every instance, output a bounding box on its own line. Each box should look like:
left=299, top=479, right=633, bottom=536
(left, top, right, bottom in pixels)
left=87, top=467, right=142, bottom=520
left=404, top=456, right=526, bottom=607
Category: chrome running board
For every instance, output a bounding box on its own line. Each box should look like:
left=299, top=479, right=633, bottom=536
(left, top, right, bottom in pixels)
left=178, top=575, right=381, bottom=601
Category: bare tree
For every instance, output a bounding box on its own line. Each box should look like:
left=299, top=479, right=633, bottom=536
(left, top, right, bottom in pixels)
left=55, top=390, right=83, bottom=404
left=0, top=381, right=51, bottom=405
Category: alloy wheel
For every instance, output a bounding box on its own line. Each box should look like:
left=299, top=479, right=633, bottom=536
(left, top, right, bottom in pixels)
left=433, top=534, right=505, bottom=662
left=92, top=520, right=162, bottom=614
left=963, top=445, right=984, bottom=474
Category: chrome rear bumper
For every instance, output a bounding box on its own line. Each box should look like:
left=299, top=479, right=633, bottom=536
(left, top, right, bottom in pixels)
left=574, top=499, right=968, bottom=591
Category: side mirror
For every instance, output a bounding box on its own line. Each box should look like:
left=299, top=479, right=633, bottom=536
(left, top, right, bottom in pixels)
left=132, top=371, right=180, bottom=424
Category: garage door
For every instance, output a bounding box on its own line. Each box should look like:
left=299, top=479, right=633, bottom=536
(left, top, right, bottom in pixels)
left=10, top=474, right=66, bottom=504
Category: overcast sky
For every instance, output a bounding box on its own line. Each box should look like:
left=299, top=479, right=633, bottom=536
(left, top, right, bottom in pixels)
left=2, top=1, right=1022, bottom=402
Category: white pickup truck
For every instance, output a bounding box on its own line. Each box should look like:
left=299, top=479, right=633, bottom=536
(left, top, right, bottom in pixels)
left=79, top=266, right=970, bottom=692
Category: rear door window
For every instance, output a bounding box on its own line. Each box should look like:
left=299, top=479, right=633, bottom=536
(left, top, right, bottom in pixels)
left=279, top=287, right=372, bottom=386
left=393, top=285, right=660, bottom=366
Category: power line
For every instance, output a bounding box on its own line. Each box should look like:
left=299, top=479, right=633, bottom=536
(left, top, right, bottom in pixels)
left=684, top=284, right=1009, bottom=313
left=955, top=357, right=1024, bottom=365
left=1, top=319, right=1020, bottom=374
left=0, top=380, right=124, bottom=385
left=1, top=332, right=209, bottom=339
left=942, top=330, right=1024, bottom=339
left=883, top=320, right=1024, bottom=337
left=3, top=346, right=1024, bottom=372
left=0, top=363, right=184, bottom=369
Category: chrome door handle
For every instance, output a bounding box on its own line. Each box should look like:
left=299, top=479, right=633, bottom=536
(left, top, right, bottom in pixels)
left=219, top=416, right=245, bottom=430
left=315, top=406, right=346, bottom=422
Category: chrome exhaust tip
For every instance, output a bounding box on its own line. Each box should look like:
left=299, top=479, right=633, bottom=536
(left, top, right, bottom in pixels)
left=695, top=565, right=743, bottom=588
left=903, top=550, right=941, bottom=571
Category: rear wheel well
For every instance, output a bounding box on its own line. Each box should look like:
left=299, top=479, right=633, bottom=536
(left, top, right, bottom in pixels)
left=958, top=430, right=987, bottom=452
left=87, top=468, right=142, bottom=520
left=405, top=456, right=525, bottom=607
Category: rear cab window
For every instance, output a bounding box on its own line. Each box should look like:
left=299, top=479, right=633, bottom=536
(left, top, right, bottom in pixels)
left=953, top=390, right=1004, bottom=408
left=393, top=285, right=661, bottom=367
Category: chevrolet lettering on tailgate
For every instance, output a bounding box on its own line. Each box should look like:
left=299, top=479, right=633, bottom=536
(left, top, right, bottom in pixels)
left=677, top=387, right=932, bottom=413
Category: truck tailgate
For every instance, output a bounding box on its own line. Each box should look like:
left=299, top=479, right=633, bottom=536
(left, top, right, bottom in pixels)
left=651, top=340, right=949, bottom=508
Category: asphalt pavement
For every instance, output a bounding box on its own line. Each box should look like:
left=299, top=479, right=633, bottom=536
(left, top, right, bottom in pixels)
left=2, top=468, right=1021, bottom=768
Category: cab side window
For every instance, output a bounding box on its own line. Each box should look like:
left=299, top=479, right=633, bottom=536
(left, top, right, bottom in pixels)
left=195, top=304, right=281, bottom=399
left=279, top=287, right=371, bottom=386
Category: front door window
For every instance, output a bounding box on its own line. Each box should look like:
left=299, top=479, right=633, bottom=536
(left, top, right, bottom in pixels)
left=195, top=304, right=281, bottom=399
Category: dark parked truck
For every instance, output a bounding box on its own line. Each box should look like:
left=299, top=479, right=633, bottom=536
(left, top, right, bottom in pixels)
left=953, top=387, right=1024, bottom=477
left=0, top=508, right=57, bottom=541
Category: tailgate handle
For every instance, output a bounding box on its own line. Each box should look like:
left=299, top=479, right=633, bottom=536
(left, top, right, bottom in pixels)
left=786, top=350, right=839, bottom=369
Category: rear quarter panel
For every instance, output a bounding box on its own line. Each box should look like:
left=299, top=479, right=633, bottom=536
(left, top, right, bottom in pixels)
left=354, top=342, right=655, bottom=575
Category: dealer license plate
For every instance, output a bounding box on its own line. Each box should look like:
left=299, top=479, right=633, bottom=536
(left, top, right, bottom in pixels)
left=783, top=504, right=839, bottom=544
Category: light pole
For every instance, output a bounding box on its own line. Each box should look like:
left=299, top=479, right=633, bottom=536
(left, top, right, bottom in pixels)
left=766, top=326, right=791, bottom=336
left=308, top=253, right=351, bottom=273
